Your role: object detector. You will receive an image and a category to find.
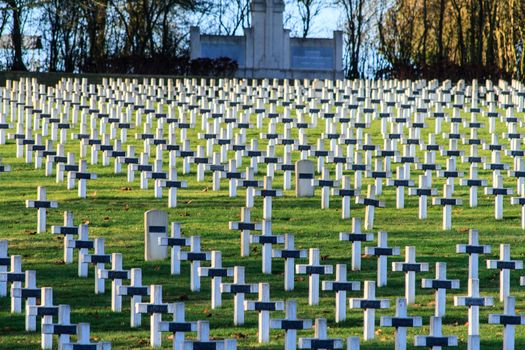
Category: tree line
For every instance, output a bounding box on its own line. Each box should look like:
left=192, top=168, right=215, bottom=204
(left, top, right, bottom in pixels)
left=1, top=0, right=524, bottom=80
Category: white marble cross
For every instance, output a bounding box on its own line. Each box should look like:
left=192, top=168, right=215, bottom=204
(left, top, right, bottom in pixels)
left=198, top=250, right=234, bottom=309
left=296, top=248, right=333, bottom=305
left=255, top=176, right=282, bottom=220
left=484, top=174, right=512, bottom=219
left=158, top=302, right=197, bottom=350
left=459, top=163, right=486, bottom=208
left=271, top=300, right=312, bottom=350
left=42, top=304, right=77, bottom=350
left=453, top=278, right=494, bottom=350
left=11, top=270, right=39, bottom=330
left=82, top=238, right=112, bottom=294
left=356, top=185, right=384, bottom=230
left=179, top=236, right=211, bottom=292
left=408, top=174, right=437, bottom=219
left=25, top=186, right=58, bottom=233
left=272, top=234, right=307, bottom=291
left=488, top=296, right=525, bottom=350
left=250, top=220, right=284, bottom=274
left=0, top=255, right=24, bottom=313
left=432, top=184, right=462, bottom=230
left=0, top=240, right=9, bottom=296
left=392, top=246, right=429, bottom=304
left=510, top=183, right=525, bottom=229
left=27, top=287, right=58, bottom=349
left=313, top=167, right=339, bottom=209
left=97, top=252, right=130, bottom=312
left=331, top=175, right=359, bottom=219
left=136, top=284, right=176, bottom=348
left=387, top=166, right=414, bottom=209
left=414, top=316, right=458, bottom=349
left=486, top=244, right=523, bottom=302
left=365, top=231, right=400, bottom=287
left=380, top=298, right=422, bottom=350
left=455, top=229, right=491, bottom=279
left=182, top=320, right=237, bottom=349
left=61, top=323, right=112, bottom=350
left=244, top=282, right=284, bottom=343
left=298, top=318, right=343, bottom=349
left=322, top=264, right=360, bottom=323
left=220, top=266, right=258, bottom=325
left=164, top=168, right=187, bottom=208
left=51, top=211, right=78, bottom=264
left=339, top=218, right=374, bottom=271
left=158, top=222, right=189, bottom=275
left=117, top=268, right=150, bottom=328
left=349, top=280, right=390, bottom=341
left=65, top=224, right=93, bottom=276
left=229, top=207, right=261, bottom=257
left=422, top=262, right=460, bottom=317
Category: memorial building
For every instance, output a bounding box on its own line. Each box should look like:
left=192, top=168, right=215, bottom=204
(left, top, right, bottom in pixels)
left=190, top=0, right=344, bottom=80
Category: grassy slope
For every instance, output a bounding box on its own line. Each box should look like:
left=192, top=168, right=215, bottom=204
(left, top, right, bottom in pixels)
left=0, top=95, right=524, bottom=349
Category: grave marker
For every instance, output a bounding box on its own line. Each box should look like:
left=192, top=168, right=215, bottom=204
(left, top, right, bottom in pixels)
left=144, top=209, right=168, bottom=261
left=380, top=298, right=422, bottom=350
left=349, top=280, right=390, bottom=340
left=244, top=282, right=284, bottom=343
left=271, top=300, right=312, bottom=350
left=296, top=159, right=315, bottom=197
left=322, top=264, right=360, bottom=323
left=25, top=186, right=58, bottom=233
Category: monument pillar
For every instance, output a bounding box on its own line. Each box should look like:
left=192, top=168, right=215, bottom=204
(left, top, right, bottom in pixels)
left=190, top=26, right=201, bottom=60
left=251, top=0, right=286, bottom=71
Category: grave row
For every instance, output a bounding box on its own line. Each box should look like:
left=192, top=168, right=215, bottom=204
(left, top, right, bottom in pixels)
left=5, top=77, right=525, bottom=233
left=6, top=183, right=525, bottom=350
left=3, top=77, right=525, bottom=349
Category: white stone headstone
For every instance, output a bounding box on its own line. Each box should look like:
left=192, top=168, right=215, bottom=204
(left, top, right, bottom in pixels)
left=295, top=159, right=314, bottom=197
left=144, top=210, right=168, bottom=261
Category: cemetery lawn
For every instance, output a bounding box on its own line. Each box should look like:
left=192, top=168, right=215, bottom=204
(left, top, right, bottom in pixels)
left=1, top=105, right=524, bottom=349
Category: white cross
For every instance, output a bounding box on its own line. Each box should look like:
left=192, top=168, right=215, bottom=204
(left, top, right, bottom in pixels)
left=392, top=246, right=429, bottom=304
left=380, top=298, right=422, bottom=350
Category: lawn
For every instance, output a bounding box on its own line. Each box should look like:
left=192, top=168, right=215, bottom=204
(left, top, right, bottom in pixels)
left=0, top=81, right=524, bottom=349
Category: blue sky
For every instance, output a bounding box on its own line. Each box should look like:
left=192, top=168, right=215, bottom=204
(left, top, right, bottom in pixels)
left=286, top=4, right=342, bottom=38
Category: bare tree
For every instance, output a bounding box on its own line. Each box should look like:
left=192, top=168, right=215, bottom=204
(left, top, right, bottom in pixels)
left=3, top=0, right=30, bottom=70
left=295, top=0, right=323, bottom=38
left=336, top=0, right=378, bottom=78
left=209, top=0, right=250, bottom=35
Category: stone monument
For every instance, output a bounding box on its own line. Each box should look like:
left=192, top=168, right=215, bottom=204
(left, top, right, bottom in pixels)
left=295, top=160, right=315, bottom=197
left=190, top=0, right=343, bottom=80
left=144, top=210, right=168, bottom=261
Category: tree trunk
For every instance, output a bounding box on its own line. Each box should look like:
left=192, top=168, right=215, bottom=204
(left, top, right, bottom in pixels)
left=7, top=0, right=27, bottom=71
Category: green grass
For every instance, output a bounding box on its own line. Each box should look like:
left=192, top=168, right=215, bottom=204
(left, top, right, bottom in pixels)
left=1, top=95, right=525, bottom=349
